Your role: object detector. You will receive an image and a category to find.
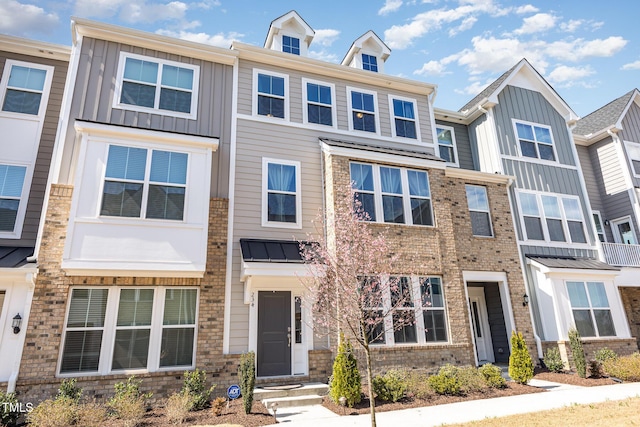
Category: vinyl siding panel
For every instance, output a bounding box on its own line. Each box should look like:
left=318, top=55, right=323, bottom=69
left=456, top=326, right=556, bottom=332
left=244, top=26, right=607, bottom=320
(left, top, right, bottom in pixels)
left=593, top=137, right=628, bottom=197
left=620, top=103, right=640, bottom=188
left=436, top=119, right=475, bottom=170
left=577, top=145, right=603, bottom=211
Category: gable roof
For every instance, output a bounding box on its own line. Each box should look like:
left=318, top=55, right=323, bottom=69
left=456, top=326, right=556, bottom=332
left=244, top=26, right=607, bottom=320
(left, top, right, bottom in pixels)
left=573, top=89, right=638, bottom=137
left=341, top=30, right=391, bottom=66
left=459, top=62, right=519, bottom=113
left=264, top=10, right=315, bottom=49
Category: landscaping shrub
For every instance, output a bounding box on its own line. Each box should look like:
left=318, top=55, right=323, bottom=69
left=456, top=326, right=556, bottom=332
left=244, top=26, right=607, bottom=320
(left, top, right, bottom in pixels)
left=403, top=371, right=434, bottom=399
left=508, top=331, right=534, bottom=384
left=568, top=328, right=586, bottom=378
left=595, top=347, right=618, bottom=364
left=181, top=369, right=215, bottom=411
left=107, top=376, right=151, bottom=427
left=27, top=397, right=77, bottom=427
left=57, top=378, right=82, bottom=403
left=588, top=359, right=605, bottom=378
left=479, top=363, right=506, bottom=388
left=0, top=391, right=20, bottom=427
left=372, top=370, right=406, bottom=402
left=457, top=366, right=487, bottom=393
left=328, top=333, right=361, bottom=407
left=76, top=400, right=107, bottom=427
left=165, top=392, right=193, bottom=425
left=211, top=397, right=226, bottom=416
left=238, top=351, right=256, bottom=415
left=428, top=364, right=462, bottom=396
left=544, top=348, right=565, bottom=373
left=602, top=352, right=640, bottom=381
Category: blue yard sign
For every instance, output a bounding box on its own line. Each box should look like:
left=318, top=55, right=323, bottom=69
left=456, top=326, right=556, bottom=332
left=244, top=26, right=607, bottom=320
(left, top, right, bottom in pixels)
left=227, top=384, right=241, bottom=400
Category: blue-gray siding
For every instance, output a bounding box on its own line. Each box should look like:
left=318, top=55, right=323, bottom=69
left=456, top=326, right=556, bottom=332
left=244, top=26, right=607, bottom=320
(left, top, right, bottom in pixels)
left=436, top=119, right=475, bottom=170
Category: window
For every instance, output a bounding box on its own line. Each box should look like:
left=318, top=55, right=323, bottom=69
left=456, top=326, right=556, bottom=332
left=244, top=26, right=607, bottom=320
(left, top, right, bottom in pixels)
left=282, top=35, right=300, bottom=55
left=256, top=71, right=287, bottom=119
left=421, top=277, right=447, bottom=342
left=60, top=287, right=197, bottom=375
left=362, top=53, right=378, bottom=72
left=303, top=79, right=334, bottom=126
left=517, top=191, right=588, bottom=244
left=466, top=185, right=493, bottom=237
left=350, top=163, right=433, bottom=226
left=514, top=121, right=555, bottom=161
left=262, top=158, right=301, bottom=228
left=101, top=145, right=188, bottom=221
left=436, top=126, right=457, bottom=165
left=592, top=211, right=606, bottom=243
left=1, top=61, right=51, bottom=116
left=392, top=277, right=417, bottom=343
left=567, top=281, right=615, bottom=337
left=390, top=97, right=417, bottom=139
left=114, top=53, right=199, bottom=118
left=0, top=164, right=27, bottom=232
left=348, top=88, right=378, bottom=133
left=624, top=141, right=640, bottom=177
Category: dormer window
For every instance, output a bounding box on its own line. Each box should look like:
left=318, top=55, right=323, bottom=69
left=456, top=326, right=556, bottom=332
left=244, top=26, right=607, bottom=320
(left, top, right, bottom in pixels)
left=362, top=54, right=378, bottom=72
left=282, top=35, right=300, bottom=55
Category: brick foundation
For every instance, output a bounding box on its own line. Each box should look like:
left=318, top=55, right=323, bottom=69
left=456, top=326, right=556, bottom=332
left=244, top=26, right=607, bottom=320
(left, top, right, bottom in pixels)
left=542, top=338, right=638, bottom=372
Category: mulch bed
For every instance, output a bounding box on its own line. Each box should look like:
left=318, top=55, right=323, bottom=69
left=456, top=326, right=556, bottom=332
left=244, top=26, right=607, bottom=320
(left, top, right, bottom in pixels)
left=532, top=367, right=618, bottom=387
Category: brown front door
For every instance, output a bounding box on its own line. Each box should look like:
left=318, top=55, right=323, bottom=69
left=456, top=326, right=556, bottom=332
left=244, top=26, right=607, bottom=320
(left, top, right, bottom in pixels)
left=257, top=291, right=291, bottom=377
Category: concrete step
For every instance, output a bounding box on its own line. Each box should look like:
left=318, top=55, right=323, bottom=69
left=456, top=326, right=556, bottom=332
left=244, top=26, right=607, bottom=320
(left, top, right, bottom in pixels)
left=262, top=394, right=324, bottom=409
left=254, top=382, right=329, bottom=400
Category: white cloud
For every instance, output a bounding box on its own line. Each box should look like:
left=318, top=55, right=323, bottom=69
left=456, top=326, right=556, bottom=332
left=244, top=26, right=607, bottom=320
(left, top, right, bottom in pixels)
left=313, top=29, right=340, bottom=47
left=379, top=0, right=403, bottom=16
left=75, top=0, right=128, bottom=18
left=413, top=60, right=451, bottom=77
left=0, top=0, right=59, bottom=35
left=448, top=16, right=477, bottom=37
left=456, top=79, right=493, bottom=96
left=547, top=65, right=594, bottom=84
left=546, top=36, right=627, bottom=61
left=560, top=19, right=583, bottom=33
left=514, top=4, right=539, bottom=14
left=308, top=50, right=340, bottom=63
left=155, top=29, right=242, bottom=47
left=75, top=0, right=189, bottom=24
left=513, top=13, right=557, bottom=35
left=622, top=61, right=640, bottom=71
left=455, top=36, right=549, bottom=74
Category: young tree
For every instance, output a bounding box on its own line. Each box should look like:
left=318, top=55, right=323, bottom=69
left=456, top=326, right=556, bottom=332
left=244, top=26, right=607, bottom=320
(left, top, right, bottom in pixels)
left=300, top=186, right=415, bottom=427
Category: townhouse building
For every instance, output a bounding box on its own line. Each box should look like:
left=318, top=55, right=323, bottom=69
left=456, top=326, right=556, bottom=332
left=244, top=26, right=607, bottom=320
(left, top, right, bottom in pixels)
left=573, top=89, right=640, bottom=348
left=0, top=35, right=69, bottom=392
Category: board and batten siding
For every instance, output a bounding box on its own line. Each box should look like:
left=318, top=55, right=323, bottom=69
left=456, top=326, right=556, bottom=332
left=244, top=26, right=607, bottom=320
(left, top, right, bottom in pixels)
left=0, top=51, right=68, bottom=246
left=620, top=102, right=640, bottom=188
left=58, top=37, right=234, bottom=197
left=436, top=119, right=475, bottom=170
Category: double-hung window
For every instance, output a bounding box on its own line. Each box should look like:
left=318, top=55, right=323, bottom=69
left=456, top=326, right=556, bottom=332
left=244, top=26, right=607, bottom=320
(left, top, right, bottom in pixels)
left=567, top=281, right=615, bottom=337
left=101, top=145, right=188, bottom=221
left=0, top=164, right=27, bottom=232
left=391, top=277, right=417, bottom=343
left=1, top=61, right=52, bottom=116
left=303, top=79, right=334, bottom=126
left=390, top=97, right=418, bottom=139
left=60, top=287, right=197, bottom=375
left=256, top=71, right=287, bottom=119
left=262, top=158, right=301, bottom=227
left=514, top=120, right=555, bottom=161
left=348, top=88, right=377, bottom=133
left=114, top=53, right=199, bottom=118
left=350, top=163, right=433, bottom=226
left=436, top=126, right=457, bottom=164
left=362, top=53, right=378, bottom=72
left=421, top=277, right=447, bottom=342
left=517, top=191, right=588, bottom=244
left=592, top=211, right=606, bottom=242
left=465, top=185, right=493, bottom=237
left=282, top=35, right=300, bottom=55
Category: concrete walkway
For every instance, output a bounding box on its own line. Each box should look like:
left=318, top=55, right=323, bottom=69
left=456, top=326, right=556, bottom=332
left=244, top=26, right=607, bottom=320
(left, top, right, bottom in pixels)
left=271, top=381, right=640, bottom=426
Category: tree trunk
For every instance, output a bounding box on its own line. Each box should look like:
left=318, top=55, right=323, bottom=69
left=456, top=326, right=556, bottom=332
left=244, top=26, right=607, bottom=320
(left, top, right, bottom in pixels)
left=365, top=346, right=377, bottom=427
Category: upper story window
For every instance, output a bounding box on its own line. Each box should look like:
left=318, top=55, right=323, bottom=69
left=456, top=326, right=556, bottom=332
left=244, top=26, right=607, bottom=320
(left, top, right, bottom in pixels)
left=436, top=126, right=458, bottom=165
left=592, top=211, right=606, bottom=243
left=303, top=79, right=334, bottom=127
left=254, top=70, right=288, bottom=120
left=362, top=53, right=378, bottom=72
left=0, top=60, right=53, bottom=117
left=514, top=120, right=555, bottom=161
left=465, top=185, right=493, bottom=237
left=0, top=164, right=27, bottom=233
left=517, top=191, right=587, bottom=244
left=567, top=281, right=615, bottom=338
left=262, top=158, right=301, bottom=228
left=350, top=162, right=433, bottom=226
left=390, top=97, right=418, bottom=139
left=624, top=141, right=640, bottom=177
left=114, top=53, right=199, bottom=119
left=282, top=35, right=300, bottom=55
left=101, top=145, right=187, bottom=221
left=348, top=88, right=378, bottom=134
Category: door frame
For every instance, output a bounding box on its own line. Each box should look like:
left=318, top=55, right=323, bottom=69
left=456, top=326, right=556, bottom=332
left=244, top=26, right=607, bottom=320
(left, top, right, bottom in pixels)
left=468, top=287, right=495, bottom=364
left=611, top=216, right=638, bottom=244
left=257, top=291, right=291, bottom=377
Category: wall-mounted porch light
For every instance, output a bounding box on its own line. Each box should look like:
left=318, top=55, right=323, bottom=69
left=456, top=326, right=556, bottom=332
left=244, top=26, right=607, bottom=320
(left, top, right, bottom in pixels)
left=522, top=294, right=529, bottom=307
left=12, top=314, right=22, bottom=334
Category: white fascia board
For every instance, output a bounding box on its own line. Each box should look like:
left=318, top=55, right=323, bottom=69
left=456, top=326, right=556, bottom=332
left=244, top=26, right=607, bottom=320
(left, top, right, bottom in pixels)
left=0, top=267, right=37, bottom=281
left=240, top=260, right=314, bottom=282
left=0, top=35, right=70, bottom=62
left=74, top=121, right=219, bottom=151
left=526, top=259, right=620, bottom=279
left=445, top=167, right=515, bottom=185
left=320, top=141, right=446, bottom=170
left=462, top=271, right=508, bottom=283
left=61, top=261, right=205, bottom=278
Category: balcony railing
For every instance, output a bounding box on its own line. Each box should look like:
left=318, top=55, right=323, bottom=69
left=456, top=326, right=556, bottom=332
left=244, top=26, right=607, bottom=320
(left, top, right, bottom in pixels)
left=602, top=242, right=640, bottom=267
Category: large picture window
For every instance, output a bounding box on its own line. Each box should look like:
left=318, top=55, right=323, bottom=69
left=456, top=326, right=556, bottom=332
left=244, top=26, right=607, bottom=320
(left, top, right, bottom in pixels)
left=514, top=120, right=555, bottom=161
left=0, top=164, right=27, bottom=232
left=567, top=281, right=615, bottom=337
left=262, top=158, right=301, bottom=228
left=517, top=191, right=588, bottom=244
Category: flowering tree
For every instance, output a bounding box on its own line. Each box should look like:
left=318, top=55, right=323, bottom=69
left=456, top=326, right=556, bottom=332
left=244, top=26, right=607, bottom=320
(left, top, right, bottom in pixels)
left=300, top=187, right=415, bottom=427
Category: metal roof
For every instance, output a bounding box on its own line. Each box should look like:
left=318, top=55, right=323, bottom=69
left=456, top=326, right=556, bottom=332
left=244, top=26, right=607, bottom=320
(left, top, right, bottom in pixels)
left=527, top=256, right=619, bottom=271
left=240, top=239, right=311, bottom=263
left=0, top=246, right=34, bottom=268
left=320, top=137, right=444, bottom=162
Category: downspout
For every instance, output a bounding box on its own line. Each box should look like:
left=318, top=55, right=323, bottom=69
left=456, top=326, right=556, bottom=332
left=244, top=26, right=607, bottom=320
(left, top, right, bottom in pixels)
left=7, top=272, right=36, bottom=393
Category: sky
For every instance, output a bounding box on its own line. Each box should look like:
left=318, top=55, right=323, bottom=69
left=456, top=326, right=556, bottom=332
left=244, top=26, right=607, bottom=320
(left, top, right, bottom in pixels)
left=1, top=0, right=638, bottom=117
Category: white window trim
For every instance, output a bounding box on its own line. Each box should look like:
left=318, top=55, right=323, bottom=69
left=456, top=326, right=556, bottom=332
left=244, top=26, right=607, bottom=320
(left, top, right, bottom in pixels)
left=466, top=184, right=494, bottom=238
left=346, top=86, right=381, bottom=136
left=261, top=157, right=302, bottom=229
left=359, top=50, right=384, bottom=73
left=388, top=94, right=421, bottom=141
left=516, top=190, right=590, bottom=246
left=592, top=210, right=607, bottom=243
left=350, top=162, right=435, bottom=227
left=435, top=124, right=459, bottom=167
left=112, top=52, right=200, bottom=120
left=623, top=140, right=640, bottom=179
left=57, top=286, right=199, bottom=377
left=252, top=68, right=290, bottom=121
left=512, top=119, right=558, bottom=164
left=610, top=215, right=638, bottom=245
left=301, top=78, right=337, bottom=129
left=0, top=59, right=54, bottom=119
left=0, top=161, right=33, bottom=239
left=566, top=280, right=616, bottom=338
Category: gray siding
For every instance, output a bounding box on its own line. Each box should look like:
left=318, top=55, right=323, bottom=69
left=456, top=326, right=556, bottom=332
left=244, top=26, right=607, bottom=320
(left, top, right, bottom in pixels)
left=620, top=102, right=640, bottom=188
left=436, top=119, right=475, bottom=170
left=577, top=145, right=603, bottom=211
left=59, top=37, right=234, bottom=197
left=0, top=51, right=68, bottom=247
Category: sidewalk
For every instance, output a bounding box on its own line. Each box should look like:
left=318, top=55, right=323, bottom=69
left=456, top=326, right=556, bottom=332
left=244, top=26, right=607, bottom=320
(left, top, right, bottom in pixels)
left=272, top=381, right=640, bottom=426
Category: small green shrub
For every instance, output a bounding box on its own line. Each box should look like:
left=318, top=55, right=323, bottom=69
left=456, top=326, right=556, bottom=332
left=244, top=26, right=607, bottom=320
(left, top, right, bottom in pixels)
left=479, top=363, right=506, bottom=389
left=457, top=366, right=487, bottom=393
left=57, top=378, right=82, bottom=403
left=372, top=370, right=407, bottom=402
left=428, top=364, right=462, bottom=396
left=27, top=397, right=77, bottom=427
left=603, top=352, right=640, bottom=381
left=165, top=392, right=193, bottom=425
left=403, top=371, right=434, bottom=399
left=508, top=331, right=534, bottom=384
left=76, top=400, right=107, bottom=427
left=238, top=351, right=256, bottom=415
left=544, top=348, right=565, bottom=373
left=328, top=333, right=361, bottom=407
left=595, top=347, right=618, bottom=364
left=107, top=376, right=151, bottom=427
left=568, top=328, right=586, bottom=378
left=182, top=369, right=215, bottom=411
left=0, top=391, right=20, bottom=427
